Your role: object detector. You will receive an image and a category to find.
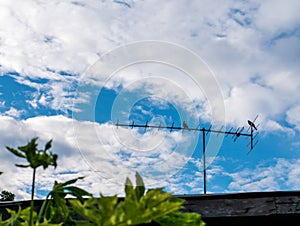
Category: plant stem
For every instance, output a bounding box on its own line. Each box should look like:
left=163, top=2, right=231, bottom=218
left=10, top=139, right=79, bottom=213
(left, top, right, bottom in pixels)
left=37, top=192, right=51, bottom=224
left=29, top=168, right=36, bottom=226
left=31, top=168, right=36, bottom=201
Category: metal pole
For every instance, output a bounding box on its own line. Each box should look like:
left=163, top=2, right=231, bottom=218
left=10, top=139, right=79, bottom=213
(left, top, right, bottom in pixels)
left=250, top=126, right=253, bottom=150
left=202, top=129, right=206, bottom=194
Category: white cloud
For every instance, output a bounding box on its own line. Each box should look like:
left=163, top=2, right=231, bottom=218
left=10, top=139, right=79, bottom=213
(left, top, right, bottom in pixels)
left=286, top=159, right=300, bottom=188
left=224, top=158, right=298, bottom=192
left=286, top=105, right=300, bottom=131
left=0, top=0, right=299, bottom=132
left=255, top=0, right=300, bottom=34
left=2, top=107, right=23, bottom=118
left=264, top=119, right=295, bottom=135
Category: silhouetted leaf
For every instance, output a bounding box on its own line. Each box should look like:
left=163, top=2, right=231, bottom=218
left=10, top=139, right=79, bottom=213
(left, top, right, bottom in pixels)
left=45, top=139, right=52, bottom=151
left=59, top=176, right=85, bottom=187
left=15, top=164, right=30, bottom=168
left=6, top=146, right=26, bottom=158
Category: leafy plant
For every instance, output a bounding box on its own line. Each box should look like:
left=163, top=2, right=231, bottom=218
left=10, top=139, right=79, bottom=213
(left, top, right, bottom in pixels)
left=70, top=172, right=204, bottom=226
left=37, top=177, right=92, bottom=225
left=6, top=137, right=57, bottom=200
left=6, top=137, right=58, bottom=225
left=1, top=206, right=62, bottom=226
left=0, top=177, right=90, bottom=226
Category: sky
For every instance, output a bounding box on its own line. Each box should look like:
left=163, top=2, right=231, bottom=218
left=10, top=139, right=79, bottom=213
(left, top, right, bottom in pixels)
left=0, top=0, right=300, bottom=200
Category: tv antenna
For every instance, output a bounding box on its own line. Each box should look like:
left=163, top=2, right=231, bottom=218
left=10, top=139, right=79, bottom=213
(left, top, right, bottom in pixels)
left=115, top=115, right=259, bottom=194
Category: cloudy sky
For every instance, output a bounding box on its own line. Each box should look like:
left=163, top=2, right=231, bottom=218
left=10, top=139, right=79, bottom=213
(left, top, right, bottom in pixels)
left=1, top=0, right=300, bottom=200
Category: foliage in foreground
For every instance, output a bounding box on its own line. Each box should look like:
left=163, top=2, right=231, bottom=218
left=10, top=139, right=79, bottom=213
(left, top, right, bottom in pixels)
left=0, top=138, right=205, bottom=226
left=5, top=137, right=58, bottom=225
left=70, top=172, right=204, bottom=226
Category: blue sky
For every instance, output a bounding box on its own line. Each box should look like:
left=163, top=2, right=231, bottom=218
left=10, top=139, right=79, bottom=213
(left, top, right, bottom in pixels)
left=1, top=0, right=300, bottom=200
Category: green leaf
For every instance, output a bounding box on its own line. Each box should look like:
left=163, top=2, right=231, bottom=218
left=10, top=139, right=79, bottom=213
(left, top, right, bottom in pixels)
left=37, top=176, right=91, bottom=225
left=18, top=206, right=38, bottom=223
left=6, top=137, right=58, bottom=170
left=98, top=194, right=119, bottom=224
left=156, top=211, right=205, bottom=226
left=70, top=198, right=100, bottom=224
left=63, top=186, right=91, bottom=201
left=6, top=146, right=26, bottom=158
left=45, top=139, right=52, bottom=151
left=135, top=172, right=145, bottom=201
left=37, top=217, right=63, bottom=226
left=2, top=207, right=22, bottom=225
left=59, top=176, right=85, bottom=187
left=125, top=177, right=136, bottom=201
left=70, top=172, right=205, bottom=226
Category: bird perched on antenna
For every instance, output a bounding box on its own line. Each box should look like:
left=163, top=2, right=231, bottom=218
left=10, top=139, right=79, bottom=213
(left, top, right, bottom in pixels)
left=182, top=121, right=189, bottom=129
left=248, top=120, right=257, bottom=130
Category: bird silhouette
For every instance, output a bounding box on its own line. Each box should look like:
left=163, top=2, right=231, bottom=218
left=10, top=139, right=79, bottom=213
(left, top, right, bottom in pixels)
left=182, top=121, right=189, bottom=129
left=247, top=120, right=257, bottom=130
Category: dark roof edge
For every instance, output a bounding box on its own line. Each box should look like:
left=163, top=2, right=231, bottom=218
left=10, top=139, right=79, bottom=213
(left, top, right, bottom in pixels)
left=175, top=190, right=300, bottom=200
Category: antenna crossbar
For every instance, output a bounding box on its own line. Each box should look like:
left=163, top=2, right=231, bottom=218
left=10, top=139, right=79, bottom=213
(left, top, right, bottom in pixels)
left=115, top=118, right=259, bottom=195
left=116, top=122, right=251, bottom=137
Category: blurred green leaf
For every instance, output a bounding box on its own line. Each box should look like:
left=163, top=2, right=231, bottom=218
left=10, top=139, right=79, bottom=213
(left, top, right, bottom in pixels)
left=2, top=207, right=22, bottom=226
left=135, top=172, right=145, bottom=201
left=6, top=146, right=26, bottom=158
left=71, top=172, right=205, bottom=226
left=156, top=211, right=205, bottom=226
left=125, top=177, right=134, bottom=199
left=57, top=176, right=85, bottom=187
left=37, top=177, right=91, bottom=225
